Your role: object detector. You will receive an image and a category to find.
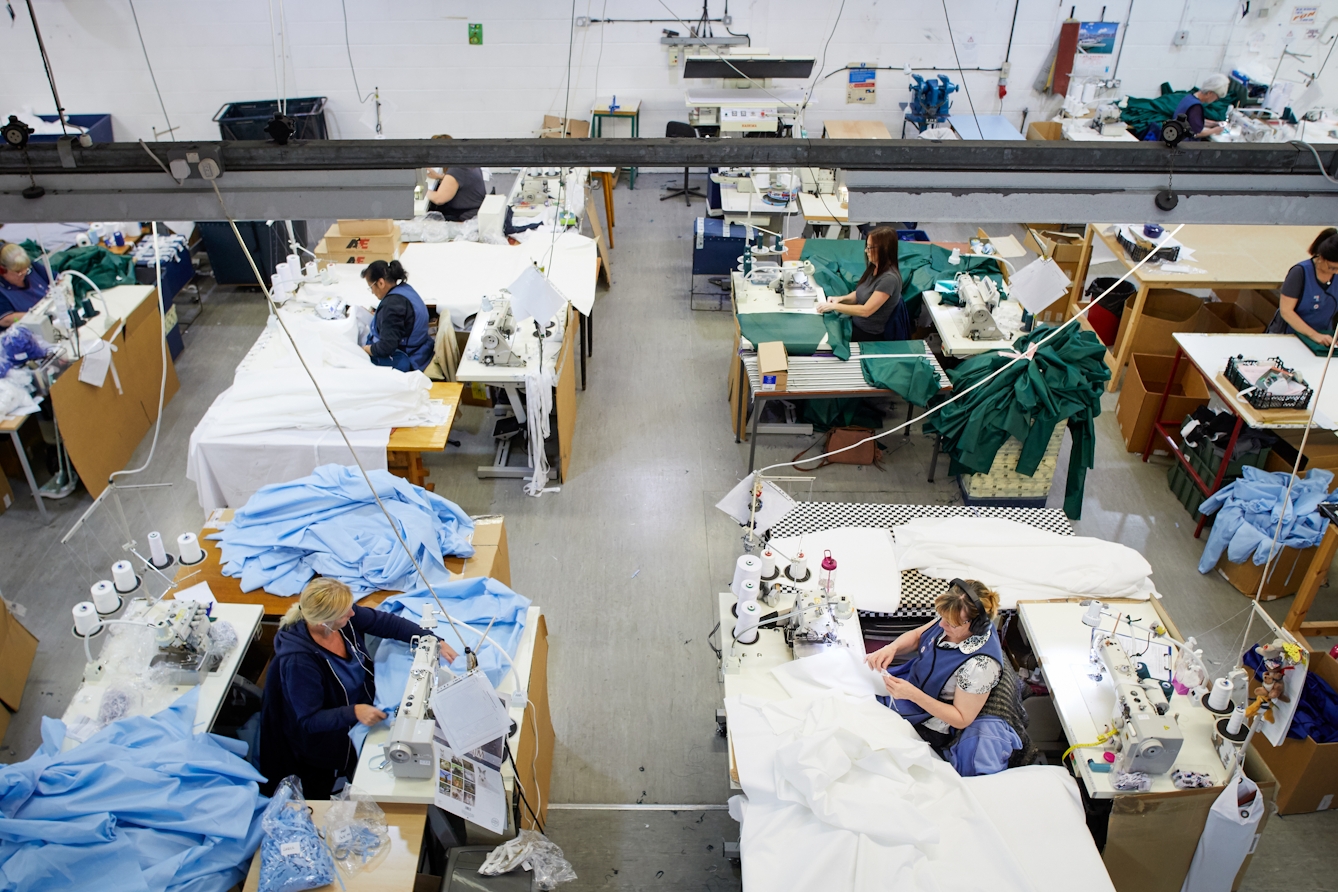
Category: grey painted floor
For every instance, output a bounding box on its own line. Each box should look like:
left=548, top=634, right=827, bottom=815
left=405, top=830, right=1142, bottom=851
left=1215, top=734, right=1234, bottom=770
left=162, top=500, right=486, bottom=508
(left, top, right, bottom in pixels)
left=1, top=178, right=1335, bottom=890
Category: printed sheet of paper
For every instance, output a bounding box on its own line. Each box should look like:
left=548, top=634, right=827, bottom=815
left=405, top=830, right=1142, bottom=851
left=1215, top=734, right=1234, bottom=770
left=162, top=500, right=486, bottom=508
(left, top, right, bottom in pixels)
left=432, top=729, right=507, bottom=833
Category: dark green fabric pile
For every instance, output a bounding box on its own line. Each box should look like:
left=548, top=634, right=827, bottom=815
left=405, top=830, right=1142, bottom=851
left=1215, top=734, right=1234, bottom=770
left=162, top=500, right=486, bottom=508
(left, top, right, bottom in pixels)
left=799, top=240, right=1004, bottom=322
left=858, top=341, right=942, bottom=407
left=737, top=313, right=827, bottom=355
left=923, top=325, right=1111, bottom=519
left=1297, top=331, right=1334, bottom=356
left=25, top=245, right=137, bottom=297
left=823, top=312, right=852, bottom=360
left=1119, top=89, right=1232, bottom=139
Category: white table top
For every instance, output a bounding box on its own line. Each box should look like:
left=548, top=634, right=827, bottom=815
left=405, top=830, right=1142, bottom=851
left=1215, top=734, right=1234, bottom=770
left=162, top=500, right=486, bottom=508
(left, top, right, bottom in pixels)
left=1062, top=120, right=1137, bottom=142
left=950, top=114, right=1025, bottom=140
left=798, top=192, right=848, bottom=223
left=350, top=606, right=541, bottom=804
left=454, top=304, right=567, bottom=385
left=1017, top=600, right=1227, bottom=799
left=685, top=88, right=807, bottom=110
left=60, top=600, right=263, bottom=748
left=926, top=294, right=1024, bottom=357
left=592, top=97, right=641, bottom=114
left=1173, top=332, right=1338, bottom=430
left=718, top=591, right=863, bottom=788
left=732, top=270, right=827, bottom=317
left=720, top=186, right=799, bottom=216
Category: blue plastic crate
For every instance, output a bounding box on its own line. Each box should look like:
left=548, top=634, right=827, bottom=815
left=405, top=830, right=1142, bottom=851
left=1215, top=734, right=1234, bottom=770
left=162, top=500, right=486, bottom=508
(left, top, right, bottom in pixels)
left=897, top=229, right=929, bottom=242
left=30, top=114, right=113, bottom=143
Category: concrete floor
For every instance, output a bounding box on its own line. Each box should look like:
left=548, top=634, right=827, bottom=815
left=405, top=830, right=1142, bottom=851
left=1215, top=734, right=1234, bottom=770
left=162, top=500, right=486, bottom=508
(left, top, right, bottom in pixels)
left=1, top=177, right=1335, bottom=890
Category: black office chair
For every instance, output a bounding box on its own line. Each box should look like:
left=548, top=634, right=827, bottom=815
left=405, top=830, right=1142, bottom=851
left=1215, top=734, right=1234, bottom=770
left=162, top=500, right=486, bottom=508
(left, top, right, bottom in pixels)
left=662, top=121, right=706, bottom=205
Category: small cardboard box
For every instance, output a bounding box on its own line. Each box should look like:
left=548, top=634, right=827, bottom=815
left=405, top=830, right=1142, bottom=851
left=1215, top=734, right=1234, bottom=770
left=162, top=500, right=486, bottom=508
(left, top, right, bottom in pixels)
left=1023, top=226, right=1086, bottom=264
left=1265, top=431, right=1338, bottom=491
left=0, top=473, right=12, bottom=516
left=1203, top=301, right=1266, bottom=335
left=1026, top=121, right=1063, bottom=141
left=1216, top=544, right=1322, bottom=600
left=445, top=516, right=511, bottom=587
left=0, top=597, right=39, bottom=740
left=540, top=115, right=590, bottom=138
left=1115, top=353, right=1211, bottom=453
left=757, top=341, right=788, bottom=392
left=335, top=219, right=396, bottom=237
left=1215, top=288, right=1280, bottom=328
left=1252, top=648, right=1338, bottom=814
left=1114, top=289, right=1211, bottom=357
left=322, top=222, right=401, bottom=254
left=314, top=239, right=396, bottom=267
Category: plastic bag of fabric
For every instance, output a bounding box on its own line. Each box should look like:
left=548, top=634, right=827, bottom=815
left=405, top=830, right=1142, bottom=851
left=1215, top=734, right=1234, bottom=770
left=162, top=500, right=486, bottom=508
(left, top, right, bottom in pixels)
left=1, top=324, right=51, bottom=365
left=479, top=829, right=577, bottom=890
left=324, top=788, right=391, bottom=877
left=258, top=776, right=339, bottom=892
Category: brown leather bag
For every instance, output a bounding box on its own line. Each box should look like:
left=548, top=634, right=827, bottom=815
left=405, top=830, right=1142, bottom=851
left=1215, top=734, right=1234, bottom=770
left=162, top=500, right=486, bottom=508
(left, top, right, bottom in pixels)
left=793, top=426, right=883, bottom=470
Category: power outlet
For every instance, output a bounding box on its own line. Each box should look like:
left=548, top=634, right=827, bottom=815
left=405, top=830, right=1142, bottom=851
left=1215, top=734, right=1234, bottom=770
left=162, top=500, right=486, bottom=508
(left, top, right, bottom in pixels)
left=1173, top=29, right=1189, bottom=46
left=468, top=23, right=483, bottom=45
left=575, top=16, right=590, bottom=27
left=166, top=145, right=223, bottom=180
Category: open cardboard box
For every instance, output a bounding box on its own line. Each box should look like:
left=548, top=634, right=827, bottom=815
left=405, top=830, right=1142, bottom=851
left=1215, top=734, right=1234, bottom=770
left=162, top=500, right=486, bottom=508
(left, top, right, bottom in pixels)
left=1250, top=646, right=1338, bottom=815
left=1115, top=353, right=1210, bottom=454
left=0, top=597, right=39, bottom=742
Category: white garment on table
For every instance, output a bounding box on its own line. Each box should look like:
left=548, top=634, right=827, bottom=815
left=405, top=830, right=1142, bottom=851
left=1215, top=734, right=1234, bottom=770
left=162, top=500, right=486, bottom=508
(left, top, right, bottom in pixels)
left=1180, top=776, right=1264, bottom=892
left=893, top=517, right=1156, bottom=608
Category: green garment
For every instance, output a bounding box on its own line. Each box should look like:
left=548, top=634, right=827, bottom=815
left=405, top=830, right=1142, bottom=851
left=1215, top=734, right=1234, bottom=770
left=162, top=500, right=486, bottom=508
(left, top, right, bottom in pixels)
left=857, top=341, right=942, bottom=407
left=1297, top=331, right=1334, bottom=356
left=1119, top=88, right=1232, bottom=139
left=823, top=312, right=852, bottom=360
left=44, top=246, right=135, bottom=298
left=801, top=398, right=885, bottom=432
left=18, top=240, right=44, bottom=262
left=737, top=313, right=827, bottom=355
left=923, top=325, right=1111, bottom=519
left=799, top=240, right=1004, bottom=324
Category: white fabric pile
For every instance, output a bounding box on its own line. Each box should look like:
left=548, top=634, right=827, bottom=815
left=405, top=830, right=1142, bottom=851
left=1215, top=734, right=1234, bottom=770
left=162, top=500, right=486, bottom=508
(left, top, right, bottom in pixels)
left=727, top=649, right=1114, bottom=892
left=892, top=517, right=1155, bottom=607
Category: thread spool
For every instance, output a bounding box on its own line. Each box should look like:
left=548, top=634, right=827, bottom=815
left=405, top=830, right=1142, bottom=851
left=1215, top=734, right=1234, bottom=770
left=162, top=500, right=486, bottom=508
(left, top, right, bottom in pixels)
left=112, top=560, right=140, bottom=594
left=147, top=531, right=175, bottom=569
left=785, top=552, right=810, bottom=583
left=733, top=601, right=761, bottom=645
left=73, top=601, right=102, bottom=637
left=760, top=549, right=778, bottom=580
left=286, top=253, right=301, bottom=274
left=1227, top=704, right=1246, bottom=735
left=91, top=580, right=121, bottom=615
left=1207, top=677, right=1234, bottom=713
left=736, top=579, right=760, bottom=605
left=731, top=555, right=763, bottom=598
left=177, top=532, right=205, bottom=566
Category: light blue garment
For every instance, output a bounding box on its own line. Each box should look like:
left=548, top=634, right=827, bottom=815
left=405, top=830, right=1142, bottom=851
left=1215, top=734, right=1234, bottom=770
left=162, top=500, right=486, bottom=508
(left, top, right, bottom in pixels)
left=208, top=464, right=475, bottom=597
left=0, top=690, right=266, bottom=892
left=1197, top=467, right=1333, bottom=574
left=946, top=716, right=1022, bottom=777
left=350, top=578, right=531, bottom=753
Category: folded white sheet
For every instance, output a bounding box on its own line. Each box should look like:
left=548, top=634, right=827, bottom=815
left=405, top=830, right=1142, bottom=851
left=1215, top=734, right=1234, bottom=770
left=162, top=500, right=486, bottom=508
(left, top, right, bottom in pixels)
left=892, top=517, right=1155, bottom=607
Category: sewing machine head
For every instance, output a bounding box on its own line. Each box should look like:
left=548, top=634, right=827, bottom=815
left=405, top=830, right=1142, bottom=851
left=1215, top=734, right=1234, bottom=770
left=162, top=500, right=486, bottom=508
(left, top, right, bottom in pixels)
left=386, top=631, right=441, bottom=778
left=1096, top=632, right=1184, bottom=776
left=148, top=601, right=222, bottom=684
left=777, top=261, right=822, bottom=309
left=955, top=274, right=1005, bottom=341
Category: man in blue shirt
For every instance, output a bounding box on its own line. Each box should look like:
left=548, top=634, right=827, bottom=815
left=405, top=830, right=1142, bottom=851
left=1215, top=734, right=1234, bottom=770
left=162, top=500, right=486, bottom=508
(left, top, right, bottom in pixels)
left=0, top=242, right=51, bottom=328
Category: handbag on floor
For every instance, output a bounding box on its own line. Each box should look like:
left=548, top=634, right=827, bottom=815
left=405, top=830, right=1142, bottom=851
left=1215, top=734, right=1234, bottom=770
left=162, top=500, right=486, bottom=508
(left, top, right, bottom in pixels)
left=793, top=426, right=883, bottom=471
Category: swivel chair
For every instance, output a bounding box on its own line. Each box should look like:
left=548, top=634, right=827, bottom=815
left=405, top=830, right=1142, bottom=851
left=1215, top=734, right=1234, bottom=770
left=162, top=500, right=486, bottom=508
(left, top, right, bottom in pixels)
left=661, top=121, right=707, bottom=205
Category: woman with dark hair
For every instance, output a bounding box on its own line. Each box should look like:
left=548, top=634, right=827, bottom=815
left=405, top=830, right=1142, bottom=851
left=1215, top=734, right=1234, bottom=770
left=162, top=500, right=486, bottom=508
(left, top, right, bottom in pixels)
left=361, top=259, right=434, bottom=372
left=424, top=134, right=487, bottom=222
left=814, top=226, right=905, bottom=341
left=1271, top=227, right=1338, bottom=346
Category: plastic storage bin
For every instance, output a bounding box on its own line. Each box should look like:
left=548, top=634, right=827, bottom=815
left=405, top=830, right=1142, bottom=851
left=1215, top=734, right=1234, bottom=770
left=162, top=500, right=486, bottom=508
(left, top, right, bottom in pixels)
left=214, top=97, right=328, bottom=141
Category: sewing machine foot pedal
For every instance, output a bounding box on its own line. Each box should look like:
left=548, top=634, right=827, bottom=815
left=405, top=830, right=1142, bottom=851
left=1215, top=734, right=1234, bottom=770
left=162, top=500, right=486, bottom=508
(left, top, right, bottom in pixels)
left=723, top=839, right=741, bottom=865
left=715, top=708, right=727, bottom=737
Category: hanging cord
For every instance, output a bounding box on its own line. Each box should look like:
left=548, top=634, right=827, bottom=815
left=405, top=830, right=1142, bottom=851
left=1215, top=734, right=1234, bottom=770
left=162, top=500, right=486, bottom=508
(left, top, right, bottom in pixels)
left=23, top=0, right=67, bottom=133
left=339, top=0, right=376, bottom=103
left=206, top=179, right=471, bottom=654
left=1290, top=139, right=1338, bottom=185
left=940, top=0, right=980, bottom=122
left=751, top=224, right=1186, bottom=477
left=126, top=0, right=174, bottom=140
left=799, top=0, right=848, bottom=111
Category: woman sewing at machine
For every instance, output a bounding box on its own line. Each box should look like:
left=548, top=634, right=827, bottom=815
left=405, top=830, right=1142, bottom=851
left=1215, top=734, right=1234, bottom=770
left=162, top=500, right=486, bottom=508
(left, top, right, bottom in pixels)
left=362, top=259, right=435, bottom=372
left=814, top=227, right=909, bottom=341
left=866, top=579, right=1033, bottom=776
left=0, top=242, right=51, bottom=328
left=424, top=134, right=487, bottom=222
left=1266, top=227, right=1338, bottom=346
left=258, top=578, right=457, bottom=798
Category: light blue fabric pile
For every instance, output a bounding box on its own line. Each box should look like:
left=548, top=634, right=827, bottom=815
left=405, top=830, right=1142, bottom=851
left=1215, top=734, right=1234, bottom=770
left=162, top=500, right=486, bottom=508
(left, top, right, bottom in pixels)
left=351, top=578, right=531, bottom=753
left=0, top=690, right=266, bottom=892
left=1197, top=467, right=1334, bottom=574
left=209, top=464, right=475, bottom=597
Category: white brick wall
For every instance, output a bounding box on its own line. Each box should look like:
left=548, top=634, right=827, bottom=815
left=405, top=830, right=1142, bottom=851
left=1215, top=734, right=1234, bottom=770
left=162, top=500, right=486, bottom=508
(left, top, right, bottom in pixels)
left=2, top=0, right=1336, bottom=143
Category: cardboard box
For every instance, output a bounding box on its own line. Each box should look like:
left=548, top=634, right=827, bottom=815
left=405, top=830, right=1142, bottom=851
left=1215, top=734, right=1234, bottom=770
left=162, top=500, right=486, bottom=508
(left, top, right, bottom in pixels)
left=1026, top=121, right=1063, bottom=141
left=1114, top=289, right=1211, bottom=357
left=1203, top=301, right=1266, bottom=334
left=1023, top=226, right=1086, bottom=264
left=757, top=341, right=789, bottom=391
left=0, top=597, right=39, bottom=742
left=314, top=238, right=396, bottom=266
left=1265, top=432, right=1338, bottom=491
left=444, top=515, right=511, bottom=587
left=1217, top=544, right=1322, bottom=600
left=540, top=115, right=590, bottom=138
left=1252, top=648, right=1338, bottom=814
left=321, top=222, right=401, bottom=254
left=1215, top=288, right=1280, bottom=328
left=1115, top=353, right=1211, bottom=453
left=334, top=218, right=396, bottom=236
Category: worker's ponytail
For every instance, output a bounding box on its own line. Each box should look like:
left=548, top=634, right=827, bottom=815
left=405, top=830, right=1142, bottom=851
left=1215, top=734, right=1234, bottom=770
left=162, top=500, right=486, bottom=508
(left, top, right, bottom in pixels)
left=278, top=578, right=354, bottom=630
left=362, top=259, right=408, bottom=286
left=279, top=603, right=304, bottom=629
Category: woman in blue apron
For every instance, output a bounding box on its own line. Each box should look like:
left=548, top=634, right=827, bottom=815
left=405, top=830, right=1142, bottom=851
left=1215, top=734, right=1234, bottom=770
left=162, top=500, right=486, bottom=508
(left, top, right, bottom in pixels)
left=867, top=579, right=1027, bottom=775
left=361, top=259, right=434, bottom=372
left=0, top=242, right=51, bottom=328
left=1269, top=227, right=1338, bottom=346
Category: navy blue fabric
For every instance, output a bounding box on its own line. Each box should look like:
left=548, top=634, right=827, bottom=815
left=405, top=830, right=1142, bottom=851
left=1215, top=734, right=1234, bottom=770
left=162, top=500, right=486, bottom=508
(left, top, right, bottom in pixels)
left=0, top=263, right=49, bottom=317
left=1244, top=649, right=1338, bottom=743
left=259, top=605, right=423, bottom=797
left=885, top=622, right=1004, bottom=726
left=369, top=283, right=432, bottom=371
left=946, top=715, right=1022, bottom=776
left=371, top=349, right=413, bottom=372
left=1173, top=93, right=1206, bottom=136
left=881, top=295, right=913, bottom=341
left=1281, top=259, right=1338, bottom=335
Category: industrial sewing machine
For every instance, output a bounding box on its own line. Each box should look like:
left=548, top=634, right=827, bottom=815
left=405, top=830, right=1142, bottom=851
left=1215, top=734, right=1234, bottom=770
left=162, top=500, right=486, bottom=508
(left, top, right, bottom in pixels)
left=148, top=601, right=222, bottom=685
left=956, top=273, right=1006, bottom=341
left=777, top=263, right=821, bottom=309
left=1089, top=102, right=1128, bottom=137
left=386, top=607, right=442, bottom=779
left=783, top=590, right=856, bottom=658
left=905, top=74, right=958, bottom=132
left=476, top=294, right=524, bottom=367
left=1083, top=601, right=1185, bottom=776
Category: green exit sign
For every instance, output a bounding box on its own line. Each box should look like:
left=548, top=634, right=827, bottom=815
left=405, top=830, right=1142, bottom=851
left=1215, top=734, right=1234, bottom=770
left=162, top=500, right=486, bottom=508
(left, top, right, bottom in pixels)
left=468, top=23, right=482, bottom=45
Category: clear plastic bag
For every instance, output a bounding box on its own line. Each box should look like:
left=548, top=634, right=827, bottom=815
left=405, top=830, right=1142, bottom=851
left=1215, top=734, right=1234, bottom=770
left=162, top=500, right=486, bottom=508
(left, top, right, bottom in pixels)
left=324, top=787, right=390, bottom=877
left=258, top=777, right=338, bottom=892
left=479, top=829, right=577, bottom=890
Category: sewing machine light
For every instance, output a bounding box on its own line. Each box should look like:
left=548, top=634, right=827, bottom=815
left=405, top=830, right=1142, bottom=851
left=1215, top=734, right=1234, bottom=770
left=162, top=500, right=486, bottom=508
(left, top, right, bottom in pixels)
left=819, top=550, right=837, bottom=596
left=948, top=248, right=961, bottom=266
left=1081, top=599, right=1105, bottom=628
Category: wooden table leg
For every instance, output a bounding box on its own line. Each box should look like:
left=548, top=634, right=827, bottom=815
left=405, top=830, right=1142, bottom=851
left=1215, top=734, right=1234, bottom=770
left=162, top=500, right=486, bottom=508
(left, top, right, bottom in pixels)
left=595, top=170, right=616, bottom=249
left=1285, top=520, right=1338, bottom=635
left=1066, top=224, right=1095, bottom=318
left=386, top=450, right=433, bottom=491
left=1106, top=280, right=1150, bottom=392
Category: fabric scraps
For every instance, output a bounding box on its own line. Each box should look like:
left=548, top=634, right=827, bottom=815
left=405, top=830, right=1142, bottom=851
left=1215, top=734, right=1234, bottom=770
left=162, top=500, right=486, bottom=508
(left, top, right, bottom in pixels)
left=1196, top=467, right=1333, bottom=573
